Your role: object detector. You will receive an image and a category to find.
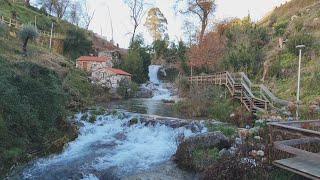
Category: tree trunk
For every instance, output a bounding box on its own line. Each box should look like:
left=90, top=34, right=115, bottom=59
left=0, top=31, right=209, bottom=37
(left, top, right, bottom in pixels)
left=132, top=26, right=137, bottom=44
left=199, top=13, right=208, bottom=42
left=22, top=37, right=29, bottom=57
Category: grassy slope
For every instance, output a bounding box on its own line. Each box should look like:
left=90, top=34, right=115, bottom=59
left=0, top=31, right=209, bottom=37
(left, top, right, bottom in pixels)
left=262, top=0, right=320, bottom=102
left=0, top=0, right=77, bottom=33
left=0, top=2, right=97, bottom=177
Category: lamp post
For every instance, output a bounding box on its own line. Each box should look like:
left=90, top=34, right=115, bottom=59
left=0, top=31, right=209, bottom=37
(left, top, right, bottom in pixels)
left=295, top=44, right=305, bottom=119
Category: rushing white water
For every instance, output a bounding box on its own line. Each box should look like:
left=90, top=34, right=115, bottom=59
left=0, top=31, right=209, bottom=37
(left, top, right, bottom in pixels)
left=18, top=112, right=196, bottom=179
left=148, top=65, right=172, bottom=100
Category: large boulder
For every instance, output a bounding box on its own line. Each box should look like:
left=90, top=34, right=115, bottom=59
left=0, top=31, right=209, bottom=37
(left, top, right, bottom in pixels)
left=135, top=86, right=153, bottom=98
left=174, top=132, right=230, bottom=170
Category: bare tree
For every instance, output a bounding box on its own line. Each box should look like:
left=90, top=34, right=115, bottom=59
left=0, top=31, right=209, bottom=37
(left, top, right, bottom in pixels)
left=124, top=0, right=148, bottom=42
left=68, top=3, right=82, bottom=25
left=52, top=0, right=71, bottom=19
left=37, top=0, right=54, bottom=15
left=82, top=0, right=96, bottom=30
left=176, top=0, right=216, bottom=42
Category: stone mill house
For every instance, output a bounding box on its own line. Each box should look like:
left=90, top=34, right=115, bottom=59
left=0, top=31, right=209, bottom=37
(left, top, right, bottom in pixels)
left=76, top=55, right=131, bottom=90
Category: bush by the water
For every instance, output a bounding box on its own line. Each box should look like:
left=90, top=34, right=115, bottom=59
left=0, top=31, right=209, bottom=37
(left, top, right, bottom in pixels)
left=175, top=86, right=233, bottom=119
left=0, top=59, right=78, bottom=177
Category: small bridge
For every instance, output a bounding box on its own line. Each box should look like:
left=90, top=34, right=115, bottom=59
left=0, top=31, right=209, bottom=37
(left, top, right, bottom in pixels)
left=186, top=71, right=291, bottom=115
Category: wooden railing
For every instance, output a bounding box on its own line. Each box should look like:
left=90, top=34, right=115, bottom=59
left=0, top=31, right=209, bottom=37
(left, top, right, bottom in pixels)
left=0, top=15, right=64, bottom=39
left=186, top=71, right=292, bottom=115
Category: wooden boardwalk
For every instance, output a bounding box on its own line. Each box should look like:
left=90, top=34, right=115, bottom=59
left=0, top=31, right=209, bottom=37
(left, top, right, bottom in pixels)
left=186, top=71, right=291, bottom=115
left=270, top=120, right=320, bottom=179
left=186, top=72, right=320, bottom=179
left=274, top=157, right=320, bottom=180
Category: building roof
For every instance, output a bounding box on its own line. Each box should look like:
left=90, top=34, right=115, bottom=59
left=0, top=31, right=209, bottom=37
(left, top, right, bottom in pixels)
left=104, top=67, right=131, bottom=76
left=76, top=56, right=108, bottom=62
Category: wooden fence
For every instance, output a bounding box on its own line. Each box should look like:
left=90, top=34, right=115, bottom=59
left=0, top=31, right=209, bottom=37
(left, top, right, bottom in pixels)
left=0, top=15, right=64, bottom=39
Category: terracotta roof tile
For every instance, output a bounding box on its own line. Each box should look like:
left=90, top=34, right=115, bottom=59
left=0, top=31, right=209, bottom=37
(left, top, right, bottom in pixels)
left=76, top=56, right=108, bottom=62
left=105, top=67, right=131, bottom=76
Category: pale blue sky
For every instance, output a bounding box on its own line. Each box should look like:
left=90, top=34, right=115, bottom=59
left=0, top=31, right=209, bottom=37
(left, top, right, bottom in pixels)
left=32, top=0, right=290, bottom=48
left=88, top=0, right=289, bottom=48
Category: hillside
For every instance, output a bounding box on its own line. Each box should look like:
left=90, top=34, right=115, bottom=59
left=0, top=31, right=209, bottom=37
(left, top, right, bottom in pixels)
left=0, top=1, right=110, bottom=178
left=260, top=0, right=320, bottom=102
left=0, top=0, right=77, bottom=34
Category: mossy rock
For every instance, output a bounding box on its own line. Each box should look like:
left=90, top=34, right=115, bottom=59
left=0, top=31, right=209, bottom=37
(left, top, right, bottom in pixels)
left=89, top=114, right=97, bottom=123
left=129, top=118, right=138, bottom=125
left=81, top=113, right=88, bottom=120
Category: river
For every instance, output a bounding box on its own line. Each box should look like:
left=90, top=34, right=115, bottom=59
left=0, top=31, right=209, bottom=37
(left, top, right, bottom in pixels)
left=9, top=65, right=203, bottom=180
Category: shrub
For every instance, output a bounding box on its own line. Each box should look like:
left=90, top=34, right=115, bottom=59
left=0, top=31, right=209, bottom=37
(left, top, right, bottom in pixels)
left=176, top=75, right=189, bottom=96
left=63, top=28, right=93, bottom=60
left=0, top=59, right=70, bottom=176
left=273, top=19, right=289, bottom=36
left=19, top=24, right=38, bottom=56
left=176, top=86, right=234, bottom=119
left=286, top=33, right=314, bottom=55
left=89, top=114, right=96, bottom=123
left=0, top=22, right=8, bottom=38
left=117, top=79, right=138, bottom=98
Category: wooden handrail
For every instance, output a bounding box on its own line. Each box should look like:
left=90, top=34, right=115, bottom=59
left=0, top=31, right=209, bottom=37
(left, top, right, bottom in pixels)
left=186, top=71, right=292, bottom=114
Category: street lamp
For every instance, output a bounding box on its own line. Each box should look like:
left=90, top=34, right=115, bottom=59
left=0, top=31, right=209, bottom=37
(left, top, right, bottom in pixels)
left=295, top=44, right=305, bottom=119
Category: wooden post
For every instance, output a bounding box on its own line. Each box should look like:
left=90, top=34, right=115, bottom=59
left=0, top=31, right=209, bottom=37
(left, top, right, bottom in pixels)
left=34, top=15, right=37, bottom=28
left=49, top=22, right=53, bottom=49
left=225, top=72, right=228, bottom=85
left=9, top=18, right=12, bottom=27
left=225, top=87, right=227, bottom=99
left=265, top=102, right=268, bottom=112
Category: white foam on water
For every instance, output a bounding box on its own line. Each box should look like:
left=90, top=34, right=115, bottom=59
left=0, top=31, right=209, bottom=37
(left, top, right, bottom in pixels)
left=20, top=112, right=195, bottom=179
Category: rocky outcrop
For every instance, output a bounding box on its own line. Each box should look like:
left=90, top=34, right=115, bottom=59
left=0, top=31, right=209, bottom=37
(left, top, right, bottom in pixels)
left=174, top=132, right=231, bottom=170
left=135, top=86, right=153, bottom=98
left=139, top=114, right=207, bottom=133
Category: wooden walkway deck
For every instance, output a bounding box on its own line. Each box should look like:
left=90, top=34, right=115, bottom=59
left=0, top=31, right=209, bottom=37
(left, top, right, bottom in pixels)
left=186, top=71, right=291, bottom=115
left=274, top=157, right=320, bottom=180
left=269, top=120, right=320, bottom=179
left=186, top=72, right=320, bottom=178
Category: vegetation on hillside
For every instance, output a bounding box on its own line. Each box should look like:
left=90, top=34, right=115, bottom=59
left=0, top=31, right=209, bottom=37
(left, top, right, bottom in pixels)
left=0, top=0, right=76, bottom=34
left=0, top=2, right=101, bottom=177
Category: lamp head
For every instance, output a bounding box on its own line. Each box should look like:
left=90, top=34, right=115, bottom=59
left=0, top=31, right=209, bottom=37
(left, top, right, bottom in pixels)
left=296, top=45, right=306, bottom=49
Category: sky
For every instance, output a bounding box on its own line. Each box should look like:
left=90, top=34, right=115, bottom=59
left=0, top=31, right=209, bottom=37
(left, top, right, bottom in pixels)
left=87, top=0, right=290, bottom=48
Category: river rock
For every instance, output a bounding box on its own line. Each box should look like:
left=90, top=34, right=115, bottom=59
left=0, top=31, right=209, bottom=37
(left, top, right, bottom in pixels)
left=135, top=86, right=153, bottom=98
left=122, top=161, right=197, bottom=180
left=174, top=132, right=230, bottom=169
left=219, top=148, right=231, bottom=158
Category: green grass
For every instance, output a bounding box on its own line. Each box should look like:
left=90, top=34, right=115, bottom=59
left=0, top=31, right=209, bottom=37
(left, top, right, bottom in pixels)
left=207, top=124, right=237, bottom=138
left=0, top=0, right=78, bottom=34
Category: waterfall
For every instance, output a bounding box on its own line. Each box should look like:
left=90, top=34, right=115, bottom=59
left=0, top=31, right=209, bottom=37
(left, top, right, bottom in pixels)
left=148, top=65, right=172, bottom=100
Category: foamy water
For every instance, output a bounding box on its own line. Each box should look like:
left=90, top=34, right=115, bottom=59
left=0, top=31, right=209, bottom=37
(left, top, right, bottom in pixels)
left=19, top=112, right=195, bottom=179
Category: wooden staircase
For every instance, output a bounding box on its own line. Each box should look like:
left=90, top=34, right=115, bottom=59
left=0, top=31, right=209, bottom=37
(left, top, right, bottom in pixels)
left=186, top=71, right=292, bottom=115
